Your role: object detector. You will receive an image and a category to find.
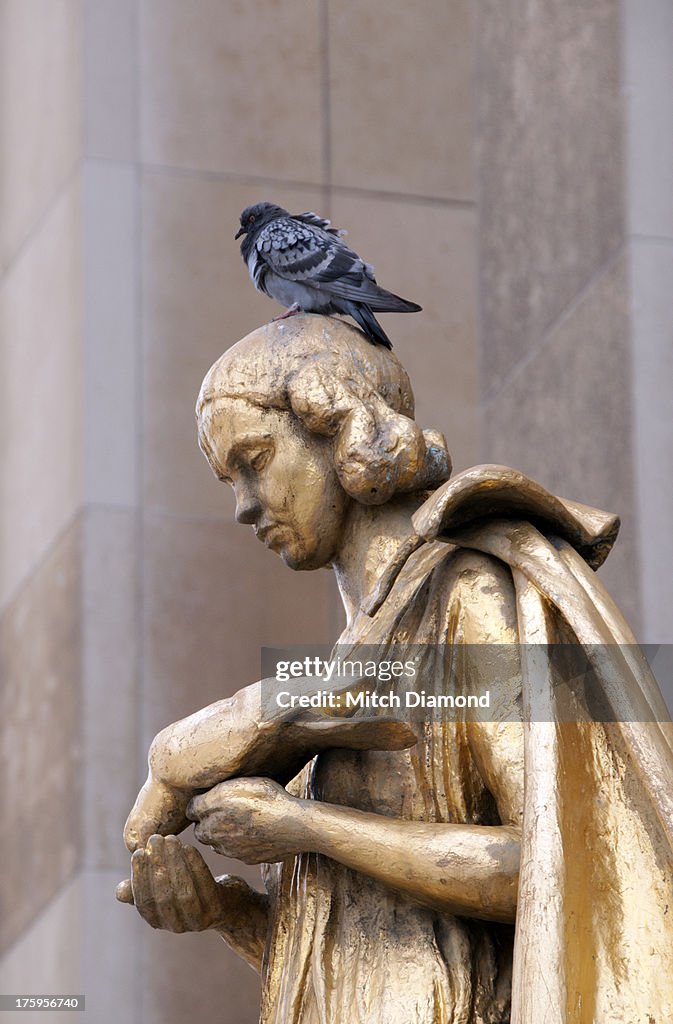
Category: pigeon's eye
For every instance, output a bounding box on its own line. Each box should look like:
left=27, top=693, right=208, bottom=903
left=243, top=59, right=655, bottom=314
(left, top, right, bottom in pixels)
left=248, top=214, right=256, bottom=224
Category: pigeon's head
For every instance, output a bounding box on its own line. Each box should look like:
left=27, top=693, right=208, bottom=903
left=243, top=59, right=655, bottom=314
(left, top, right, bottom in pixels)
left=235, top=202, right=288, bottom=240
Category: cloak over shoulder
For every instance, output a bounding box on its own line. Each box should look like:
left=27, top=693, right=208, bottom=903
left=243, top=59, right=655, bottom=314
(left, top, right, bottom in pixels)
left=263, top=465, right=673, bottom=1024
left=390, top=466, right=673, bottom=1024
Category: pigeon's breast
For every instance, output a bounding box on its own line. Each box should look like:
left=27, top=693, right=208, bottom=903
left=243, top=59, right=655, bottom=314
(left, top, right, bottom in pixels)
left=247, top=248, right=267, bottom=291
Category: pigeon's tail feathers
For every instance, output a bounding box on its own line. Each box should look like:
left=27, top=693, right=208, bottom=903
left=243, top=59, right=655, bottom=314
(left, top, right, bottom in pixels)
left=344, top=302, right=394, bottom=349
left=372, top=289, right=422, bottom=313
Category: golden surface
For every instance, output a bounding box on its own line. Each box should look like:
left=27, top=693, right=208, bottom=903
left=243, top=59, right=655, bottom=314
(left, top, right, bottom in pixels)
left=118, top=317, right=673, bottom=1023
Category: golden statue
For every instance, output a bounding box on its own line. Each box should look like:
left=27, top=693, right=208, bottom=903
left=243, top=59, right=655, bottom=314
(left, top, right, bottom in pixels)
left=118, top=317, right=673, bottom=1023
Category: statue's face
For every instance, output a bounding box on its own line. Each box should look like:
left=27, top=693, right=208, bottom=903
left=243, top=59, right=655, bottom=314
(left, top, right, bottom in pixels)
left=200, top=397, right=351, bottom=570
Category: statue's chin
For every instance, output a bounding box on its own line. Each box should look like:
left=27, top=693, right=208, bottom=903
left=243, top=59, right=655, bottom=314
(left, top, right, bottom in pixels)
left=279, top=544, right=330, bottom=573
left=280, top=550, right=314, bottom=572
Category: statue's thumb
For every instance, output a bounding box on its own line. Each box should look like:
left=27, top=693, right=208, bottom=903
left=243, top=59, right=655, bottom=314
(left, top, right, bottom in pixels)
left=115, top=878, right=134, bottom=905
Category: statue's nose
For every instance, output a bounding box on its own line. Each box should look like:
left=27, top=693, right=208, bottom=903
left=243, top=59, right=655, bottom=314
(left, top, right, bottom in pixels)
left=234, top=488, right=261, bottom=526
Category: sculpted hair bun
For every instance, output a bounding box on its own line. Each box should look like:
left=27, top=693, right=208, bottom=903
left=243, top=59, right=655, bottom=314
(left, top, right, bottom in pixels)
left=287, top=363, right=450, bottom=504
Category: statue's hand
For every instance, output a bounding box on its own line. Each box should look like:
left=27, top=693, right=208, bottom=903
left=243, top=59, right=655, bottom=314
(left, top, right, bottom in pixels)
left=187, top=778, right=301, bottom=865
left=115, top=834, right=247, bottom=932
left=122, top=685, right=418, bottom=852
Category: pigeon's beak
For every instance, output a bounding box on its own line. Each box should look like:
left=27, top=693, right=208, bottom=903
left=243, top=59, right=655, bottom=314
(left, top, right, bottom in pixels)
left=234, top=226, right=246, bottom=240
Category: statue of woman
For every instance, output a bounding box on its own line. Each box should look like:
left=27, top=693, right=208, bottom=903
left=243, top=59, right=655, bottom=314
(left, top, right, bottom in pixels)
left=118, top=316, right=673, bottom=1023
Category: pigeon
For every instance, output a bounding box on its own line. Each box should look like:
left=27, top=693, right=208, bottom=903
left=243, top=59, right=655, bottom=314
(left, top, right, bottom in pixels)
left=235, top=201, right=421, bottom=349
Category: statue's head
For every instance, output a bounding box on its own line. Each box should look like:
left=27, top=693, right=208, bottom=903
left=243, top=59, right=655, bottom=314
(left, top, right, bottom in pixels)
left=196, top=316, right=450, bottom=570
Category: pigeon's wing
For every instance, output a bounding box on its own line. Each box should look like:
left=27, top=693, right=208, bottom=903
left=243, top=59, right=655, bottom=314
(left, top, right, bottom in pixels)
left=255, top=217, right=421, bottom=313
left=309, top=249, right=421, bottom=313
left=311, top=265, right=422, bottom=312
left=293, top=212, right=346, bottom=238
left=253, top=217, right=364, bottom=288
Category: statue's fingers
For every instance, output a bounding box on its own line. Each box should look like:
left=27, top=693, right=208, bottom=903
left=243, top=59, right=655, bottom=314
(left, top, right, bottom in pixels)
left=193, top=813, right=228, bottom=850
left=185, top=791, right=212, bottom=821
left=146, top=835, right=184, bottom=932
left=183, top=843, right=222, bottom=920
left=183, top=840, right=215, bottom=883
left=186, top=780, right=249, bottom=822
left=192, top=818, right=211, bottom=845
left=131, top=849, right=161, bottom=929
left=163, top=836, right=208, bottom=930
left=115, top=878, right=134, bottom=904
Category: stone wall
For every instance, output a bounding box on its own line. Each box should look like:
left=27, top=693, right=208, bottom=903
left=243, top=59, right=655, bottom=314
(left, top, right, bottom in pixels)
left=0, top=0, right=83, bottom=992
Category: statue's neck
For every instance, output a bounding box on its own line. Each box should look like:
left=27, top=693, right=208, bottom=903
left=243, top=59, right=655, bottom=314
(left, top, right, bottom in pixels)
left=331, top=495, right=423, bottom=627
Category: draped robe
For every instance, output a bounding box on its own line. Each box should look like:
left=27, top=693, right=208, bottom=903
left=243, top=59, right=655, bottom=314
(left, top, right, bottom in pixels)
left=258, top=467, right=673, bottom=1024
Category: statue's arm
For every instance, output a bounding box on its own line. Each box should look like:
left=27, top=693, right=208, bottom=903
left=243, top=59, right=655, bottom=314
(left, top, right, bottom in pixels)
left=123, top=681, right=285, bottom=852
left=287, top=800, right=519, bottom=924
left=187, top=776, right=520, bottom=923
left=212, top=877, right=269, bottom=972
left=186, top=551, right=525, bottom=924
left=124, top=678, right=416, bottom=851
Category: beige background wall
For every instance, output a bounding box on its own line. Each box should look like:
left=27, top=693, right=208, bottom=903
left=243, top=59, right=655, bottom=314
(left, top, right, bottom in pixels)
left=0, top=0, right=84, bottom=997
left=0, top=2, right=671, bottom=1022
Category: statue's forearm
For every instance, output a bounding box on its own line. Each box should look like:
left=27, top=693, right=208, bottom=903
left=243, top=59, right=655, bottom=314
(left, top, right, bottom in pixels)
left=123, top=689, right=263, bottom=852
left=124, top=687, right=269, bottom=851
left=148, top=684, right=265, bottom=789
left=213, top=878, right=270, bottom=973
left=124, top=677, right=417, bottom=852
left=148, top=679, right=416, bottom=793
left=296, top=800, right=520, bottom=923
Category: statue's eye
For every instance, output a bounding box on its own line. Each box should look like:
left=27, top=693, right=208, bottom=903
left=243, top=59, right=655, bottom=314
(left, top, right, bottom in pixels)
left=250, top=449, right=270, bottom=471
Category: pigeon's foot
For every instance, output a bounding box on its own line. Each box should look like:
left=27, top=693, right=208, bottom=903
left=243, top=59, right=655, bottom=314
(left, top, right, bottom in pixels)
left=271, top=303, right=302, bottom=321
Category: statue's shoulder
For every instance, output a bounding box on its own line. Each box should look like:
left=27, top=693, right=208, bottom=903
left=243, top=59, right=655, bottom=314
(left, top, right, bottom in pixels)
left=413, top=464, right=620, bottom=571
left=363, top=466, right=619, bottom=621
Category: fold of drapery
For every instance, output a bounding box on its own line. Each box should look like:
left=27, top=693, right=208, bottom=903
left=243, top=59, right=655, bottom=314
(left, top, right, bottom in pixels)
left=266, top=464, right=673, bottom=1022
left=443, top=519, right=673, bottom=1024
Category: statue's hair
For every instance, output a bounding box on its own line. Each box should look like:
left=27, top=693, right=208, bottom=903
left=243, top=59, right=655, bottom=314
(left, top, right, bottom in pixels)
left=196, top=316, right=451, bottom=505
